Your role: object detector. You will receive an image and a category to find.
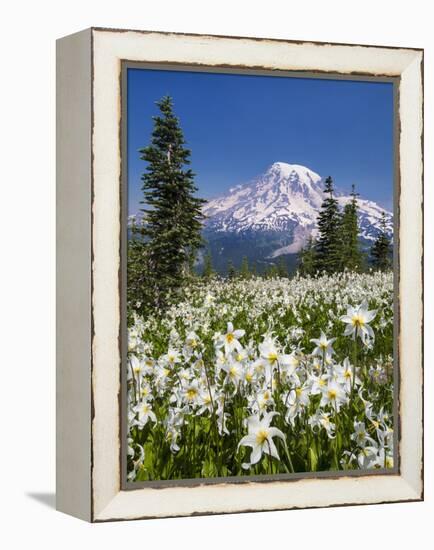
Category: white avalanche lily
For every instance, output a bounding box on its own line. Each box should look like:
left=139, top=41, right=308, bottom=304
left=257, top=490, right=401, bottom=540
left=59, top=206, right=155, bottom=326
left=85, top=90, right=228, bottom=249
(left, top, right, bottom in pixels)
left=182, top=379, right=201, bottom=405
left=129, top=355, right=144, bottom=381
left=185, top=331, right=200, bottom=350
left=134, top=401, right=157, bottom=427
left=340, top=300, right=377, bottom=344
left=219, top=322, right=245, bottom=354
left=221, top=359, right=243, bottom=386
left=283, top=384, right=310, bottom=425
left=320, top=379, right=347, bottom=410
left=310, top=331, right=336, bottom=359
left=238, top=412, right=285, bottom=469
left=162, top=348, right=181, bottom=367
left=308, top=410, right=336, bottom=439
left=334, top=357, right=360, bottom=391
left=258, top=336, right=294, bottom=383
left=258, top=337, right=281, bottom=366
left=351, top=421, right=376, bottom=448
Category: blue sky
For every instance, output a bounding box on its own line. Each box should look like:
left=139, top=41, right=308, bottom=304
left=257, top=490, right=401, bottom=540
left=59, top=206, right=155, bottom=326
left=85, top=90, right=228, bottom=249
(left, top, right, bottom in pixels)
left=127, top=68, right=394, bottom=215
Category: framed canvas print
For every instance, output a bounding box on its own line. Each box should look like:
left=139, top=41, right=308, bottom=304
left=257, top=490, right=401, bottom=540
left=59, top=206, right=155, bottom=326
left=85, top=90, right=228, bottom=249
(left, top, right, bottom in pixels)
left=56, top=27, right=424, bottom=522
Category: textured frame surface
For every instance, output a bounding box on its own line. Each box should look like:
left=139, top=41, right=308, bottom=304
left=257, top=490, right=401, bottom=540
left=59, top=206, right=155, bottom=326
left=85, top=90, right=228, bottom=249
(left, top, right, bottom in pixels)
left=57, top=27, right=423, bottom=522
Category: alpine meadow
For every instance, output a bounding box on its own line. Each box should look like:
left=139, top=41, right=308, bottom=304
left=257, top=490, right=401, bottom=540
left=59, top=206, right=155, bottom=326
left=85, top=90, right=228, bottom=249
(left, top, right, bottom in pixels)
left=126, top=70, right=395, bottom=482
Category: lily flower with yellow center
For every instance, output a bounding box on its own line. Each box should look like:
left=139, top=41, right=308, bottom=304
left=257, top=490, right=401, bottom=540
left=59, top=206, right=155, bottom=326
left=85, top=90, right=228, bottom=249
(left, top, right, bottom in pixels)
left=340, top=300, right=377, bottom=344
left=283, top=384, right=310, bottom=425
left=258, top=337, right=280, bottom=366
left=235, top=349, right=248, bottom=363
left=218, top=322, right=245, bottom=354
left=308, top=411, right=336, bottom=439
left=140, top=384, right=152, bottom=400
left=310, top=330, right=336, bottom=359
left=334, top=357, right=361, bottom=391
left=163, top=348, right=181, bottom=367
left=242, top=366, right=256, bottom=385
left=133, top=401, right=157, bottom=427
left=309, top=373, right=330, bottom=395
left=222, top=360, right=243, bottom=386
left=238, top=411, right=285, bottom=469
left=128, top=355, right=145, bottom=382
left=258, top=337, right=294, bottom=384
left=197, top=385, right=217, bottom=415
left=320, top=379, right=347, bottom=410
left=257, top=388, right=274, bottom=411
left=185, top=331, right=200, bottom=350
left=183, top=380, right=200, bottom=404
left=351, top=421, right=376, bottom=447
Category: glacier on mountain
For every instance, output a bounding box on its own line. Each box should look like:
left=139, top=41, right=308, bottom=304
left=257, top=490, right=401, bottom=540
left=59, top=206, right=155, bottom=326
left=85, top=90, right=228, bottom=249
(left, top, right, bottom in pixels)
left=202, top=161, right=393, bottom=257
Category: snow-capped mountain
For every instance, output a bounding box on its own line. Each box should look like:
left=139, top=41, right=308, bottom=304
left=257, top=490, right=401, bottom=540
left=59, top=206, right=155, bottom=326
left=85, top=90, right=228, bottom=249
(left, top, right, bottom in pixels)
left=203, top=162, right=393, bottom=262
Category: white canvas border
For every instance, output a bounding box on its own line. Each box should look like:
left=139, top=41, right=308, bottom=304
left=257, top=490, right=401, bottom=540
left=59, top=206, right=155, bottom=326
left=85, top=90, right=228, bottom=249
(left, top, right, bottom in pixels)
left=90, top=29, right=423, bottom=521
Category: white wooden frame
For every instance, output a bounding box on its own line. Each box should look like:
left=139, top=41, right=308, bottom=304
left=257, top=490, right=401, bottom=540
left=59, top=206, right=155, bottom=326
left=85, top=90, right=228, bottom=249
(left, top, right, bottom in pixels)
left=56, top=27, right=423, bottom=522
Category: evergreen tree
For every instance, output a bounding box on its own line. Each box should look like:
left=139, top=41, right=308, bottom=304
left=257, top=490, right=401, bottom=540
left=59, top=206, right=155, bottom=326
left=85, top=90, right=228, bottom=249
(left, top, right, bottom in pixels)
left=339, top=184, right=363, bottom=271
left=298, top=236, right=317, bottom=277
left=139, top=96, right=206, bottom=309
left=315, top=176, right=341, bottom=273
left=277, top=257, right=288, bottom=278
left=371, top=212, right=392, bottom=270
left=127, top=216, right=149, bottom=319
left=240, top=256, right=250, bottom=278
left=265, top=264, right=279, bottom=278
left=227, top=259, right=237, bottom=279
left=202, top=251, right=214, bottom=279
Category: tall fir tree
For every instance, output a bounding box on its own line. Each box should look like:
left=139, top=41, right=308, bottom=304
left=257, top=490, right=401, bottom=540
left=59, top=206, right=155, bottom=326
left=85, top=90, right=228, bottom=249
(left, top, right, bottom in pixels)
left=138, top=96, right=206, bottom=309
left=240, top=256, right=250, bottom=279
left=315, top=176, right=342, bottom=273
left=202, top=251, right=214, bottom=279
left=227, top=259, right=237, bottom=279
left=298, top=236, right=317, bottom=277
left=265, top=263, right=279, bottom=278
left=371, top=211, right=392, bottom=270
left=277, top=257, right=288, bottom=278
left=127, top=216, right=149, bottom=319
left=339, top=184, right=363, bottom=271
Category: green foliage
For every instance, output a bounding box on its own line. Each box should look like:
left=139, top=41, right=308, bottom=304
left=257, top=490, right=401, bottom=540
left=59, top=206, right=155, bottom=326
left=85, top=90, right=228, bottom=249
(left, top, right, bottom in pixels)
left=339, top=185, right=364, bottom=272
left=264, top=259, right=289, bottom=279
left=227, top=259, right=237, bottom=279
left=300, top=180, right=369, bottom=277
left=277, top=257, right=288, bottom=278
left=240, top=256, right=250, bottom=279
left=130, top=96, right=206, bottom=314
left=315, top=176, right=342, bottom=273
left=264, top=263, right=279, bottom=278
left=298, top=236, right=317, bottom=277
left=371, top=212, right=392, bottom=270
left=127, top=219, right=150, bottom=321
left=202, top=251, right=214, bottom=279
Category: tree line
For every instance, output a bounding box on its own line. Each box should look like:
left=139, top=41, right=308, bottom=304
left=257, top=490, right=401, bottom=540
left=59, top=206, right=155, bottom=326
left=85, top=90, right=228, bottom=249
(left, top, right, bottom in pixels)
left=297, top=176, right=392, bottom=277
left=202, top=253, right=289, bottom=280
left=128, top=95, right=392, bottom=317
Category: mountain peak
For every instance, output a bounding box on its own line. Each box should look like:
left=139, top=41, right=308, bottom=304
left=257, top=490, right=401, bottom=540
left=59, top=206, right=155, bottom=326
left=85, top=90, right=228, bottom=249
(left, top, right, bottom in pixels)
left=203, top=161, right=393, bottom=251
left=266, top=161, right=321, bottom=183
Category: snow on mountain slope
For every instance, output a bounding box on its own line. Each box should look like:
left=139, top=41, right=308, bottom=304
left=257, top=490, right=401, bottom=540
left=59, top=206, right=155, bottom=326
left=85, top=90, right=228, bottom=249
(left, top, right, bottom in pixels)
left=203, top=162, right=393, bottom=256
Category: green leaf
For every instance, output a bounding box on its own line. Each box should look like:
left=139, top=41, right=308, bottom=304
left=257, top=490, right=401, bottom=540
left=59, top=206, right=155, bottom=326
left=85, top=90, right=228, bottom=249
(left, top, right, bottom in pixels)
left=201, top=459, right=218, bottom=478
left=309, top=446, right=318, bottom=471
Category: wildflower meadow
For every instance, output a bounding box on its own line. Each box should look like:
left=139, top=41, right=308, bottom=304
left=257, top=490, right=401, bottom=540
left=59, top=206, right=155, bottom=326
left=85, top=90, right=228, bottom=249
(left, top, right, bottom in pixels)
left=127, top=270, right=394, bottom=481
